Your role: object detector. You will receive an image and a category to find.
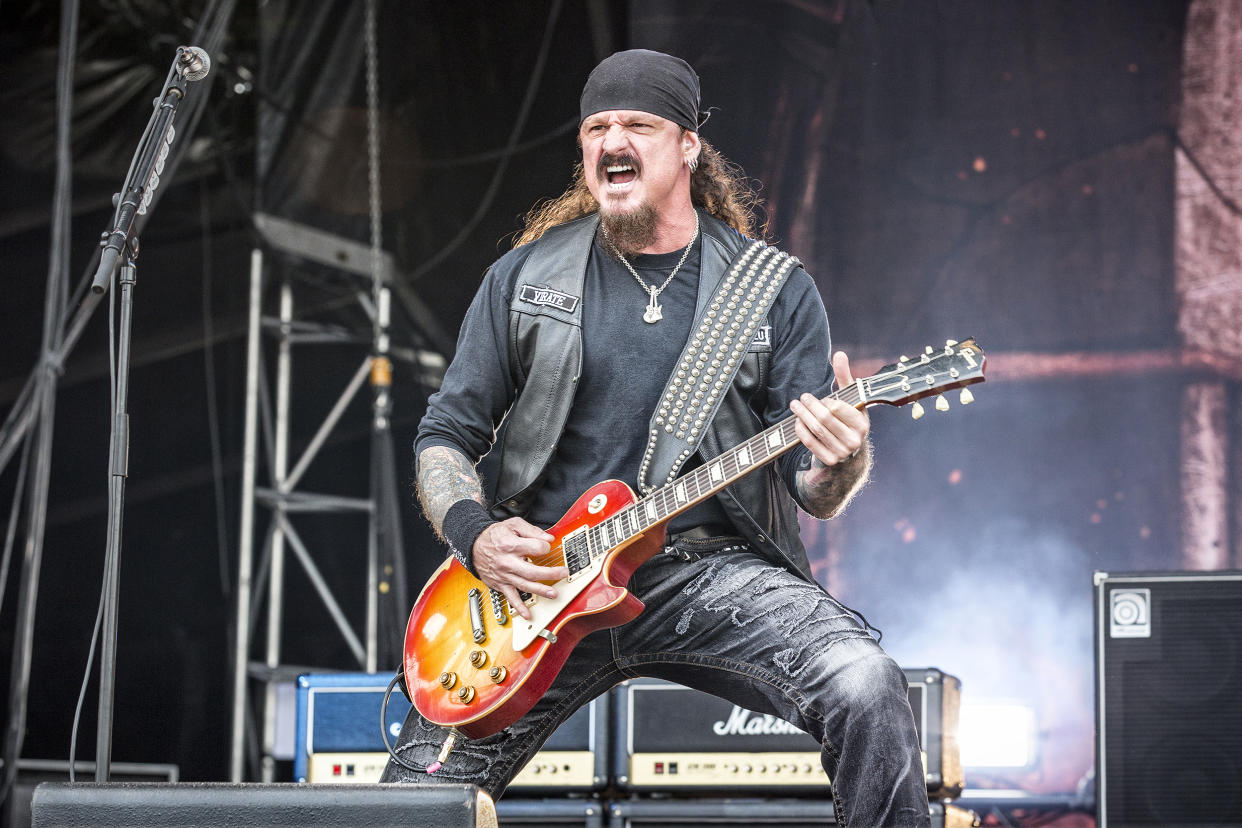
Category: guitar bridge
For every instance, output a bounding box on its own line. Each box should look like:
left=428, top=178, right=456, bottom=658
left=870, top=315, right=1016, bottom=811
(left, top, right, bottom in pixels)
left=489, top=588, right=509, bottom=625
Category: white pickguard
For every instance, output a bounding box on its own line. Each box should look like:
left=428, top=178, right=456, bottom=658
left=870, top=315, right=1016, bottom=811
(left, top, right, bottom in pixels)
left=511, top=543, right=607, bottom=652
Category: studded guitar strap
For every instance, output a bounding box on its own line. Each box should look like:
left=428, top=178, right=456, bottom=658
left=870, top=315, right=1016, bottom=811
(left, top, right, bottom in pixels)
left=638, top=241, right=802, bottom=494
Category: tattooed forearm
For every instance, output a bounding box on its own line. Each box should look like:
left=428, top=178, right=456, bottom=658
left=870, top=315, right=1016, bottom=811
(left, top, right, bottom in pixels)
left=795, top=442, right=872, bottom=519
left=417, top=445, right=486, bottom=539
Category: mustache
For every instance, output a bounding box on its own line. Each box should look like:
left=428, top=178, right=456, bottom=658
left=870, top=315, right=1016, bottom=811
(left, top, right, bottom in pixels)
left=598, top=153, right=641, bottom=178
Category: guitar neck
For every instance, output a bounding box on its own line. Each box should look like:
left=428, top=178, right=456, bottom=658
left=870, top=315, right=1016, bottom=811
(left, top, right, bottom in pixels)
left=637, top=381, right=866, bottom=527
left=577, top=383, right=866, bottom=560
left=575, top=337, right=985, bottom=561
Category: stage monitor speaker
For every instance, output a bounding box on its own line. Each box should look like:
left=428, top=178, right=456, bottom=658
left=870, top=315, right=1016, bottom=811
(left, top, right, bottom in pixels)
left=30, top=782, right=496, bottom=828
left=1095, top=570, right=1242, bottom=827
left=1, top=760, right=177, bottom=828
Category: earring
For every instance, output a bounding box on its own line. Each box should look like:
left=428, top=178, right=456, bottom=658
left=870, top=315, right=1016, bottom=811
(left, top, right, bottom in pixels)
left=686, top=155, right=699, bottom=173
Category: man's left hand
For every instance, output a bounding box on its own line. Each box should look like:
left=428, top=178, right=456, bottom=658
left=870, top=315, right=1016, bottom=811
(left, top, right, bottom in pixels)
left=790, top=350, right=870, bottom=468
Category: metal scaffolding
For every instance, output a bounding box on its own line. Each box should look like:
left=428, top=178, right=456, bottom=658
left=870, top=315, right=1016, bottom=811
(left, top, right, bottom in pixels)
left=226, top=214, right=445, bottom=782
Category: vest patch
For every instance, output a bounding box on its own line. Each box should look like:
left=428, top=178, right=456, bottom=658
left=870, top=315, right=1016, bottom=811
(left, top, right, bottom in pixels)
left=750, top=325, right=772, bottom=348
left=519, top=284, right=580, bottom=313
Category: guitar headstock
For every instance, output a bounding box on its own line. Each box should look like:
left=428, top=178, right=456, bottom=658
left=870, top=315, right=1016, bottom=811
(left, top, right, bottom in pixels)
left=862, top=338, right=986, bottom=417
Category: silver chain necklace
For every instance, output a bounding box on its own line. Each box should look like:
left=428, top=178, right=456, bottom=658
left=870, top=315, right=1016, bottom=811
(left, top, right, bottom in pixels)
left=603, top=212, right=700, bottom=323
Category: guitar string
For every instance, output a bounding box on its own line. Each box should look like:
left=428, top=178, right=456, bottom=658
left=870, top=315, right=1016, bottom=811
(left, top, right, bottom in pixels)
left=515, top=381, right=870, bottom=571
left=491, top=354, right=970, bottom=614
left=509, top=355, right=966, bottom=572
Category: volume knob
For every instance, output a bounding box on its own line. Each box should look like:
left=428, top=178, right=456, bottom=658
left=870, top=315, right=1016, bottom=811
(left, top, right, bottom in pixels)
left=489, top=665, right=508, bottom=684
left=439, top=671, right=457, bottom=690
left=469, top=650, right=488, bottom=668
left=457, top=685, right=476, bottom=704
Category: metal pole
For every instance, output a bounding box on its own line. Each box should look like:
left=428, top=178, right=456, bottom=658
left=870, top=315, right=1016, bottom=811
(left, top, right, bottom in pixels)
left=228, top=248, right=264, bottom=782
left=364, top=0, right=385, bottom=674
left=366, top=364, right=382, bottom=673
left=366, top=286, right=393, bottom=672
left=1, top=380, right=58, bottom=803
left=1, top=0, right=76, bottom=800
left=93, top=257, right=138, bottom=781
left=260, top=278, right=293, bottom=782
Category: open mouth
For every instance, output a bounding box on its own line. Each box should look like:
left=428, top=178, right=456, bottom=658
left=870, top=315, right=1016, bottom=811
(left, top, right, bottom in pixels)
left=602, top=158, right=639, bottom=189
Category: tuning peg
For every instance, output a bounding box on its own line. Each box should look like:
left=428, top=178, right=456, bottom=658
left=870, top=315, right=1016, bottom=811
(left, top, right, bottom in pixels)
left=935, top=394, right=950, bottom=412
left=925, top=346, right=934, bottom=355
left=946, top=339, right=958, bottom=347
left=899, top=355, right=909, bottom=363
left=959, top=388, right=974, bottom=405
left=911, top=402, right=925, bottom=420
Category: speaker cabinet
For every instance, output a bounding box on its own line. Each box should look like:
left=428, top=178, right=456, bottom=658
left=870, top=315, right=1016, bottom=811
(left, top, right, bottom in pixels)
left=31, top=782, right=496, bottom=827
left=496, top=798, right=605, bottom=827
left=605, top=799, right=974, bottom=827
left=1095, top=571, right=1242, bottom=827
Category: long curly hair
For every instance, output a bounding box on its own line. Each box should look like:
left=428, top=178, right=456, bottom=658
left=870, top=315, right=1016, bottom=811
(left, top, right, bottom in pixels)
left=514, top=137, right=766, bottom=246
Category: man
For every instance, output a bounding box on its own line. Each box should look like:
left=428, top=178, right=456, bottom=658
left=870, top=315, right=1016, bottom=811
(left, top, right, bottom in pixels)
left=384, top=49, right=929, bottom=826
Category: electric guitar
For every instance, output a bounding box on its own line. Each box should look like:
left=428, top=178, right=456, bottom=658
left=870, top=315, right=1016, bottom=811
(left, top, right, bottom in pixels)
left=403, top=338, right=986, bottom=739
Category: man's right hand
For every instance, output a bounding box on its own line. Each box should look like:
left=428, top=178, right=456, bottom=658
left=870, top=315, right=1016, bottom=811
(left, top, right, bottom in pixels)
left=472, top=517, right=568, bottom=621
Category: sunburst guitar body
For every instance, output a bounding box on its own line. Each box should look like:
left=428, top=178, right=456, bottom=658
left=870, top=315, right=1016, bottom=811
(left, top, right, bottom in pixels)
left=403, top=479, right=666, bottom=738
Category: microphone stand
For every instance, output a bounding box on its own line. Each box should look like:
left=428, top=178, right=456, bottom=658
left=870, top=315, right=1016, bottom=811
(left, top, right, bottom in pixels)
left=91, top=46, right=207, bottom=783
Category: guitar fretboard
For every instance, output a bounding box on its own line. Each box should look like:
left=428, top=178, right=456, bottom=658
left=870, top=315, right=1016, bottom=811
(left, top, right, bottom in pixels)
left=562, top=382, right=868, bottom=572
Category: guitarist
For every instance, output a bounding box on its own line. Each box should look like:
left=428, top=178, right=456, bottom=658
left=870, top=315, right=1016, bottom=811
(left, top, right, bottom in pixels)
left=384, top=49, right=930, bottom=827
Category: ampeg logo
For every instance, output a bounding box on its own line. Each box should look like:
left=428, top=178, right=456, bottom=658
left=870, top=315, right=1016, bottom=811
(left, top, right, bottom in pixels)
left=1110, top=588, right=1151, bottom=638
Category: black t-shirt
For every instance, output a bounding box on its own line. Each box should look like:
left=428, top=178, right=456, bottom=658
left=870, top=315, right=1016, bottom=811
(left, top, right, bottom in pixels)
left=417, top=223, right=835, bottom=532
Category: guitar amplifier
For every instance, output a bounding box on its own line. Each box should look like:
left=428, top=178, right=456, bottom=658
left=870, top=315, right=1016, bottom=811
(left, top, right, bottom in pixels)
left=294, top=672, right=609, bottom=791
left=612, top=668, right=962, bottom=798
left=606, top=798, right=978, bottom=827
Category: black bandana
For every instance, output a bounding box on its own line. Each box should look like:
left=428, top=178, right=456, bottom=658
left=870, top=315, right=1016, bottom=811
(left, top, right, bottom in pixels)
left=579, top=49, right=701, bottom=131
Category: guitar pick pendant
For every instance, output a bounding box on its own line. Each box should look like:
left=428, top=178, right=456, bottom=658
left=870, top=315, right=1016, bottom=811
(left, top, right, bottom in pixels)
left=643, top=287, right=662, bottom=323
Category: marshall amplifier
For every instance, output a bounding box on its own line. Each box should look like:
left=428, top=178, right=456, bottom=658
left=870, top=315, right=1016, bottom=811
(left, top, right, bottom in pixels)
left=612, top=669, right=962, bottom=798
left=606, top=798, right=978, bottom=827
left=294, top=672, right=609, bottom=791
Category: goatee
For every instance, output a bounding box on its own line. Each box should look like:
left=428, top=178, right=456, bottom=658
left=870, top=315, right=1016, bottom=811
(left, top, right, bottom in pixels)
left=600, top=201, right=658, bottom=258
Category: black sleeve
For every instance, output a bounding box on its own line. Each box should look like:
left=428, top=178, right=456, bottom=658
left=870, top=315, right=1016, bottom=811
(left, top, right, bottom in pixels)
left=758, top=267, right=837, bottom=511
left=414, top=245, right=536, bottom=468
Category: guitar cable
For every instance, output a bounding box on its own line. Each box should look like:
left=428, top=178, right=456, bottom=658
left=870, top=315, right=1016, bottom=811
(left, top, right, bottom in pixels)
left=381, top=673, right=428, bottom=774
left=382, top=673, right=460, bottom=775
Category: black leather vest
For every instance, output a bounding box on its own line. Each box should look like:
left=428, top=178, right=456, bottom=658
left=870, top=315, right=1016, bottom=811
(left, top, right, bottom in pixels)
left=490, top=212, right=815, bottom=583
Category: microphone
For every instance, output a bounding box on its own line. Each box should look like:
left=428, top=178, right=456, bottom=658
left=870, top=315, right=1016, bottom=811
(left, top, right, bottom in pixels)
left=90, top=46, right=205, bottom=293
left=177, top=46, right=211, bottom=82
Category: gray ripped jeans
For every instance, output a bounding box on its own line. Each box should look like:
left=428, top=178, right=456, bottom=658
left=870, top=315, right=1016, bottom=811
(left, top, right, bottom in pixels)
left=382, top=538, right=930, bottom=827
